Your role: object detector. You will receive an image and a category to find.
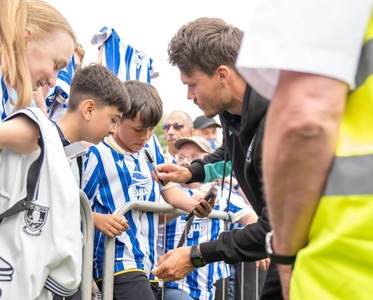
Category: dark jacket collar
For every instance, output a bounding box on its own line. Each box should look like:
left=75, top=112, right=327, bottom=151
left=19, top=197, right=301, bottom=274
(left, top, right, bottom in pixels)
left=219, top=85, right=270, bottom=135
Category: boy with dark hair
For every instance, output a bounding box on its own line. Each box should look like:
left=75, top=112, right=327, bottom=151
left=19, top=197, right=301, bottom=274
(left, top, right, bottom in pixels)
left=83, top=80, right=211, bottom=300
left=57, top=63, right=130, bottom=146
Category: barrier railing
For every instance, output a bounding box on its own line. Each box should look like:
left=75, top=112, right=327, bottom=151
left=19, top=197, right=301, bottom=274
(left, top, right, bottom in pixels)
left=79, top=189, right=95, bottom=300
left=100, top=202, right=232, bottom=300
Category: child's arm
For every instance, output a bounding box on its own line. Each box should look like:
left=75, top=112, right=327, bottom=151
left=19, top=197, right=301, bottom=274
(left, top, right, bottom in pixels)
left=92, top=212, right=129, bottom=238
left=161, top=185, right=212, bottom=218
left=0, top=115, right=40, bottom=154
left=238, top=211, right=259, bottom=227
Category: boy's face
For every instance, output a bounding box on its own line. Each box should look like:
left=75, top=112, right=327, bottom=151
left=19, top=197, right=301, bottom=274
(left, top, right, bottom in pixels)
left=86, top=105, right=122, bottom=145
left=115, top=112, right=155, bottom=153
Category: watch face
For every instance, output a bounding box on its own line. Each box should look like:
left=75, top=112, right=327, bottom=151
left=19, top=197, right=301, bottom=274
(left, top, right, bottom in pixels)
left=191, top=256, right=205, bottom=268
left=190, top=244, right=206, bottom=268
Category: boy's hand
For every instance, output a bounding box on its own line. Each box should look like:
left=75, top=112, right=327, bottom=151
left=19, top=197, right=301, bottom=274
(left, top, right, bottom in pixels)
left=93, top=213, right=129, bottom=237
left=256, top=258, right=270, bottom=270
left=191, top=184, right=216, bottom=218
left=193, top=199, right=213, bottom=218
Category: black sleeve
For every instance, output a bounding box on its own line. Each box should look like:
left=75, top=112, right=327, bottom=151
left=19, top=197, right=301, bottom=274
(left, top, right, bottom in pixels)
left=199, top=207, right=270, bottom=264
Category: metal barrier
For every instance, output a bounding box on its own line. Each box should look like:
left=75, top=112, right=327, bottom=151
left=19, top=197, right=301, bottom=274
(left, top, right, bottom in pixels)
left=79, top=189, right=95, bottom=300
left=100, top=202, right=232, bottom=300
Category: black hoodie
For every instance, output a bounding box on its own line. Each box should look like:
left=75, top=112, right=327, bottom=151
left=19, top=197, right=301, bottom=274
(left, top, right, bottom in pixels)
left=188, top=84, right=271, bottom=263
left=186, top=84, right=283, bottom=299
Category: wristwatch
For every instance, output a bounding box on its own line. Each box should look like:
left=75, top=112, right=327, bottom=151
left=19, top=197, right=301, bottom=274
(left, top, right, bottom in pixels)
left=265, top=231, right=296, bottom=265
left=190, top=245, right=207, bottom=268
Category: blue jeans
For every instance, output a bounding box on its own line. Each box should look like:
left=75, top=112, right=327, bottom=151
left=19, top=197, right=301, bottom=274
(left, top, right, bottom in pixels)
left=229, top=264, right=236, bottom=300
left=163, top=288, right=194, bottom=300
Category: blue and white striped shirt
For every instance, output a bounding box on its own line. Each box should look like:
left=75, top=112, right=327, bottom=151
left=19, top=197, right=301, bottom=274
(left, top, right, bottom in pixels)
left=0, top=69, right=15, bottom=121
left=83, top=134, right=168, bottom=280
left=92, top=26, right=154, bottom=83
left=158, top=185, right=254, bottom=300
left=45, top=55, right=75, bottom=121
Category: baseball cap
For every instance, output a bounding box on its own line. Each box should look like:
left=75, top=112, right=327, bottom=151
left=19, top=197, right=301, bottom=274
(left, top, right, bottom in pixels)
left=174, top=136, right=213, bottom=154
left=193, top=115, right=221, bottom=129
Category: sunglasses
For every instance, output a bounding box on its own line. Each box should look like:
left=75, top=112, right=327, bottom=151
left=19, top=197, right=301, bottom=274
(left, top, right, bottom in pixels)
left=162, top=122, right=184, bottom=131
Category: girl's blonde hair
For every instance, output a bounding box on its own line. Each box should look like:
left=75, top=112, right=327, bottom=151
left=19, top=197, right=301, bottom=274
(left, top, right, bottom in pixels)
left=0, top=0, right=77, bottom=109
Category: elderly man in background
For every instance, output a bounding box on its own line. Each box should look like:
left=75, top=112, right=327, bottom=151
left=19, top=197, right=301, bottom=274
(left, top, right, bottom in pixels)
left=163, top=110, right=194, bottom=163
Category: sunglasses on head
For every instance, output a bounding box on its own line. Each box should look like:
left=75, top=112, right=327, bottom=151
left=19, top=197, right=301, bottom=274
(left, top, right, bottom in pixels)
left=162, top=122, right=184, bottom=131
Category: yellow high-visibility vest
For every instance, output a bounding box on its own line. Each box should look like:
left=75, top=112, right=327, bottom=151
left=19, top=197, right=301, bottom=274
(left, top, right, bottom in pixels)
left=291, top=15, right=373, bottom=300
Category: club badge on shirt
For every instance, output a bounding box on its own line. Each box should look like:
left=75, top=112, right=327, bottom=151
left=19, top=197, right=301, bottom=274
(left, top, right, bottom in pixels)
left=22, top=204, right=49, bottom=236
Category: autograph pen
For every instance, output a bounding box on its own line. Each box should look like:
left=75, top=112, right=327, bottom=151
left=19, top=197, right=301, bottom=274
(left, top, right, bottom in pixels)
left=143, top=148, right=164, bottom=186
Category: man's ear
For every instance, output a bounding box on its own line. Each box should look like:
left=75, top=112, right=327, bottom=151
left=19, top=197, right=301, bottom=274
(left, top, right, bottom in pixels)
left=82, top=99, right=95, bottom=120
left=217, top=65, right=230, bottom=86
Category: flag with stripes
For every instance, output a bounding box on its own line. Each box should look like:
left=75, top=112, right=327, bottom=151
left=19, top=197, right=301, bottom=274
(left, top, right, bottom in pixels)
left=91, top=26, right=155, bottom=83
left=0, top=71, right=11, bottom=121
left=45, top=55, right=76, bottom=121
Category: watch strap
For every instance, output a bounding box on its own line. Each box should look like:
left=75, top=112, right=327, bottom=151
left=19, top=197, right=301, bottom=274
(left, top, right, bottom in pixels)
left=269, top=253, right=297, bottom=265
left=265, top=231, right=296, bottom=265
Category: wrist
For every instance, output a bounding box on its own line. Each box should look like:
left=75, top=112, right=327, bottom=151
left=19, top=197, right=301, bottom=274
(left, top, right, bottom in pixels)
left=265, top=231, right=296, bottom=265
left=186, top=168, right=193, bottom=182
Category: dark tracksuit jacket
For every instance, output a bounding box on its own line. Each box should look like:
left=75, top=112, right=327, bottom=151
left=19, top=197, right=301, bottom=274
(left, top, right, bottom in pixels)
left=187, top=85, right=283, bottom=300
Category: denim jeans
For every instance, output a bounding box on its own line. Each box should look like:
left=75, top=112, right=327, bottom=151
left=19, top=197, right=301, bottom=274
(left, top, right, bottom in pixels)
left=163, top=288, right=194, bottom=300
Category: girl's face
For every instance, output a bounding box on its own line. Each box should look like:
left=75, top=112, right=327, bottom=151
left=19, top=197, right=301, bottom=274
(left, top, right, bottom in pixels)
left=115, top=112, right=155, bottom=153
left=25, top=31, right=75, bottom=91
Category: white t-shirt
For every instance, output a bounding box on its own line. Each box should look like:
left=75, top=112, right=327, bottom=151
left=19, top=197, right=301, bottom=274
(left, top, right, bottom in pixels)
left=236, top=0, right=372, bottom=99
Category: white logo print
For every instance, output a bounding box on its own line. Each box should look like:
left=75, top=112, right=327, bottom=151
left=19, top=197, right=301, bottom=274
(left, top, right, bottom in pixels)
left=246, top=134, right=256, bottom=164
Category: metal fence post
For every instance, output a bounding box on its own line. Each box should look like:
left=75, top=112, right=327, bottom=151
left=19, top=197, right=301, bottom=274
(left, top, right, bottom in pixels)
left=79, top=189, right=95, bottom=300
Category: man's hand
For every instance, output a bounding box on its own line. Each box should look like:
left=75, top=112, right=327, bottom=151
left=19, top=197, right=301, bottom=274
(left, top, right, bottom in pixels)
left=93, top=212, right=129, bottom=238
left=156, top=163, right=192, bottom=184
left=152, top=247, right=195, bottom=282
